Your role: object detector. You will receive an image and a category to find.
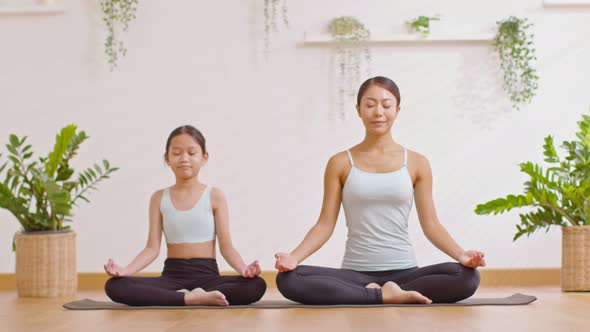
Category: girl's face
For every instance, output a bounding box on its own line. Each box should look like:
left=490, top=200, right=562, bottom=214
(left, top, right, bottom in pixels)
left=356, top=84, right=400, bottom=135
left=165, top=133, right=208, bottom=179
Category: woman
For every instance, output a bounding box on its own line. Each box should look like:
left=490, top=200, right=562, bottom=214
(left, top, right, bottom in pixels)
left=274, top=76, right=485, bottom=305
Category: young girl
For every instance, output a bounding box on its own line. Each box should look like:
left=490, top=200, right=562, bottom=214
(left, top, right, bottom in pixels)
left=274, top=76, right=485, bottom=305
left=104, top=125, right=266, bottom=306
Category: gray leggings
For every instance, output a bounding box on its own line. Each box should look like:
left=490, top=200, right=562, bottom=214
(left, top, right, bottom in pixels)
left=276, top=262, right=480, bottom=305
left=105, top=258, right=266, bottom=306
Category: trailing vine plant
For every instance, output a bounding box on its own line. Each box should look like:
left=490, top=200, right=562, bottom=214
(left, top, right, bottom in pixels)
left=263, top=0, right=289, bottom=57
left=100, top=0, right=139, bottom=71
left=494, top=16, right=539, bottom=110
left=328, top=16, right=371, bottom=119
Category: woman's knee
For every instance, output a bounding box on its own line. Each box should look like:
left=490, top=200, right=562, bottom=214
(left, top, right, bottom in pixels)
left=276, top=268, right=302, bottom=300
left=458, top=265, right=480, bottom=298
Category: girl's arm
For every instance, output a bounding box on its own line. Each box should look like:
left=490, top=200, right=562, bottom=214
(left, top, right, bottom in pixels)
left=412, top=152, right=486, bottom=269
left=274, top=152, right=346, bottom=271
left=104, top=190, right=163, bottom=276
left=212, top=187, right=260, bottom=278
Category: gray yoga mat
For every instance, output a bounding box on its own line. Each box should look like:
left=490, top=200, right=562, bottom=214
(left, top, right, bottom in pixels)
left=63, top=293, right=536, bottom=310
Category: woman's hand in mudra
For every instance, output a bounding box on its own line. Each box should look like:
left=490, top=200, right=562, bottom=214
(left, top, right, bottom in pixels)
left=458, top=250, right=486, bottom=268
left=274, top=252, right=298, bottom=272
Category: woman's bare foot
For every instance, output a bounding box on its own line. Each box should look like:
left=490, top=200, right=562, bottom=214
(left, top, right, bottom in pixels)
left=381, top=281, right=432, bottom=304
left=366, top=283, right=381, bottom=289
left=176, top=289, right=189, bottom=293
left=184, top=288, right=229, bottom=306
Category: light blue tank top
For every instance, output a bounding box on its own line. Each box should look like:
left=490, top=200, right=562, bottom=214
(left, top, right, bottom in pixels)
left=341, top=148, right=417, bottom=271
left=160, top=186, right=216, bottom=244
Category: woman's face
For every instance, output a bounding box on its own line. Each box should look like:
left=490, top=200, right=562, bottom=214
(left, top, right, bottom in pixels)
left=165, top=133, right=207, bottom=179
left=356, top=84, right=400, bottom=135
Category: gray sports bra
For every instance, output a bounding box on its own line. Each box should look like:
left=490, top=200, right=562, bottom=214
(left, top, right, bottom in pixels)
left=160, top=186, right=216, bottom=244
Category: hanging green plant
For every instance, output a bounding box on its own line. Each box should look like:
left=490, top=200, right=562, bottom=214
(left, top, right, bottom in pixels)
left=263, top=0, right=289, bottom=56
left=494, top=16, right=539, bottom=110
left=328, top=16, right=371, bottom=118
left=405, top=15, right=439, bottom=38
left=100, top=0, right=139, bottom=71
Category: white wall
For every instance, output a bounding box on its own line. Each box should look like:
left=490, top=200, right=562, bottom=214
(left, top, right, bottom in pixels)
left=1, top=0, right=588, bottom=272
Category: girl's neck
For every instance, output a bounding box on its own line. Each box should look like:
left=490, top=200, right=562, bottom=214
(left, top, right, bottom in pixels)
left=359, top=132, right=397, bottom=152
left=173, top=176, right=201, bottom=191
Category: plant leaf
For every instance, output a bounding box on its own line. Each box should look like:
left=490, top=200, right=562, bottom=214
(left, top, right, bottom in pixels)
left=45, top=125, right=77, bottom=179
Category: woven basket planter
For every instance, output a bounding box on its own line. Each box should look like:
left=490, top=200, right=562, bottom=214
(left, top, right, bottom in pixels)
left=562, top=226, right=590, bottom=291
left=15, top=231, right=77, bottom=297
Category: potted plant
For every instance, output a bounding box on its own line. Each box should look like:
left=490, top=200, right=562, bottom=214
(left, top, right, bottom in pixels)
left=474, top=112, right=590, bottom=291
left=405, top=15, right=440, bottom=37
left=100, top=0, right=139, bottom=71
left=328, top=16, right=372, bottom=119
left=0, top=124, right=118, bottom=297
left=263, top=0, right=289, bottom=57
left=494, top=16, right=539, bottom=110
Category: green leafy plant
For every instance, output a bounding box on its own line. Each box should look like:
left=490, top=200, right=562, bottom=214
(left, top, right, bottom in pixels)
left=328, top=16, right=371, bottom=118
left=475, top=112, right=590, bottom=240
left=494, top=16, right=539, bottom=110
left=100, top=0, right=139, bottom=71
left=405, top=15, right=439, bottom=37
left=0, top=125, right=119, bottom=237
left=263, top=0, right=289, bottom=57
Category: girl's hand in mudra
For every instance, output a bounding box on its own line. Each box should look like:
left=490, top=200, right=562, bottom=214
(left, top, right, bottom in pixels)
left=241, top=260, right=261, bottom=278
left=103, top=258, right=131, bottom=277
left=458, top=250, right=486, bottom=268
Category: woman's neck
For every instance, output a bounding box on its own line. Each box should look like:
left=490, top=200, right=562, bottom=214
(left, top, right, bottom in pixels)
left=359, top=132, right=396, bottom=152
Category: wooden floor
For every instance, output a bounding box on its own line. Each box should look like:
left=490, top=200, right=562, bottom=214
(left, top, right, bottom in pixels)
left=2, top=287, right=589, bottom=332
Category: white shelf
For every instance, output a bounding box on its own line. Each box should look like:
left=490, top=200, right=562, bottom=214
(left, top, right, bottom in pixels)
left=0, top=5, right=65, bottom=15
left=543, top=0, right=590, bottom=6
left=303, top=32, right=495, bottom=45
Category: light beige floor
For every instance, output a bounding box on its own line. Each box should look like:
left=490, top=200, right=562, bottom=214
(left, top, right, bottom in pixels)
left=1, top=287, right=589, bottom=332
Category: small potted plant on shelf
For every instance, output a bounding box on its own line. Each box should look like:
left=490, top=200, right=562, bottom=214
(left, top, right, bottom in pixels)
left=0, top=124, right=119, bottom=297
left=405, top=15, right=440, bottom=37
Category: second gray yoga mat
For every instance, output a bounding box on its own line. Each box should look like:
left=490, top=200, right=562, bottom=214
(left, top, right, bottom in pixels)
left=63, top=293, right=536, bottom=310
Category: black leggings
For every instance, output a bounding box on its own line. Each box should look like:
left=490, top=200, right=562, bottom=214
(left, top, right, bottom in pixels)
left=105, top=258, right=267, bottom=306
left=276, top=262, right=480, bottom=305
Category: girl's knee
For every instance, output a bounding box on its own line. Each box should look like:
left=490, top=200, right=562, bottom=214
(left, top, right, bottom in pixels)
left=104, top=277, right=129, bottom=302
left=225, top=277, right=267, bottom=305
left=249, top=276, right=267, bottom=301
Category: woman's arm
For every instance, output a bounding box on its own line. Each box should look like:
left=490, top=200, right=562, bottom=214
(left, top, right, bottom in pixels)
left=213, top=187, right=260, bottom=278
left=413, top=153, right=486, bottom=268
left=275, top=153, right=346, bottom=271
left=104, top=191, right=163, bottom=276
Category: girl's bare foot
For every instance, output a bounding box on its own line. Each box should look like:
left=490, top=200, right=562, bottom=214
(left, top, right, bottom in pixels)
left=366, top=283, right=381, bottom=289
left=184, top=288, right=229, bottom=306
left=381, top=281, right=432, bottom=304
